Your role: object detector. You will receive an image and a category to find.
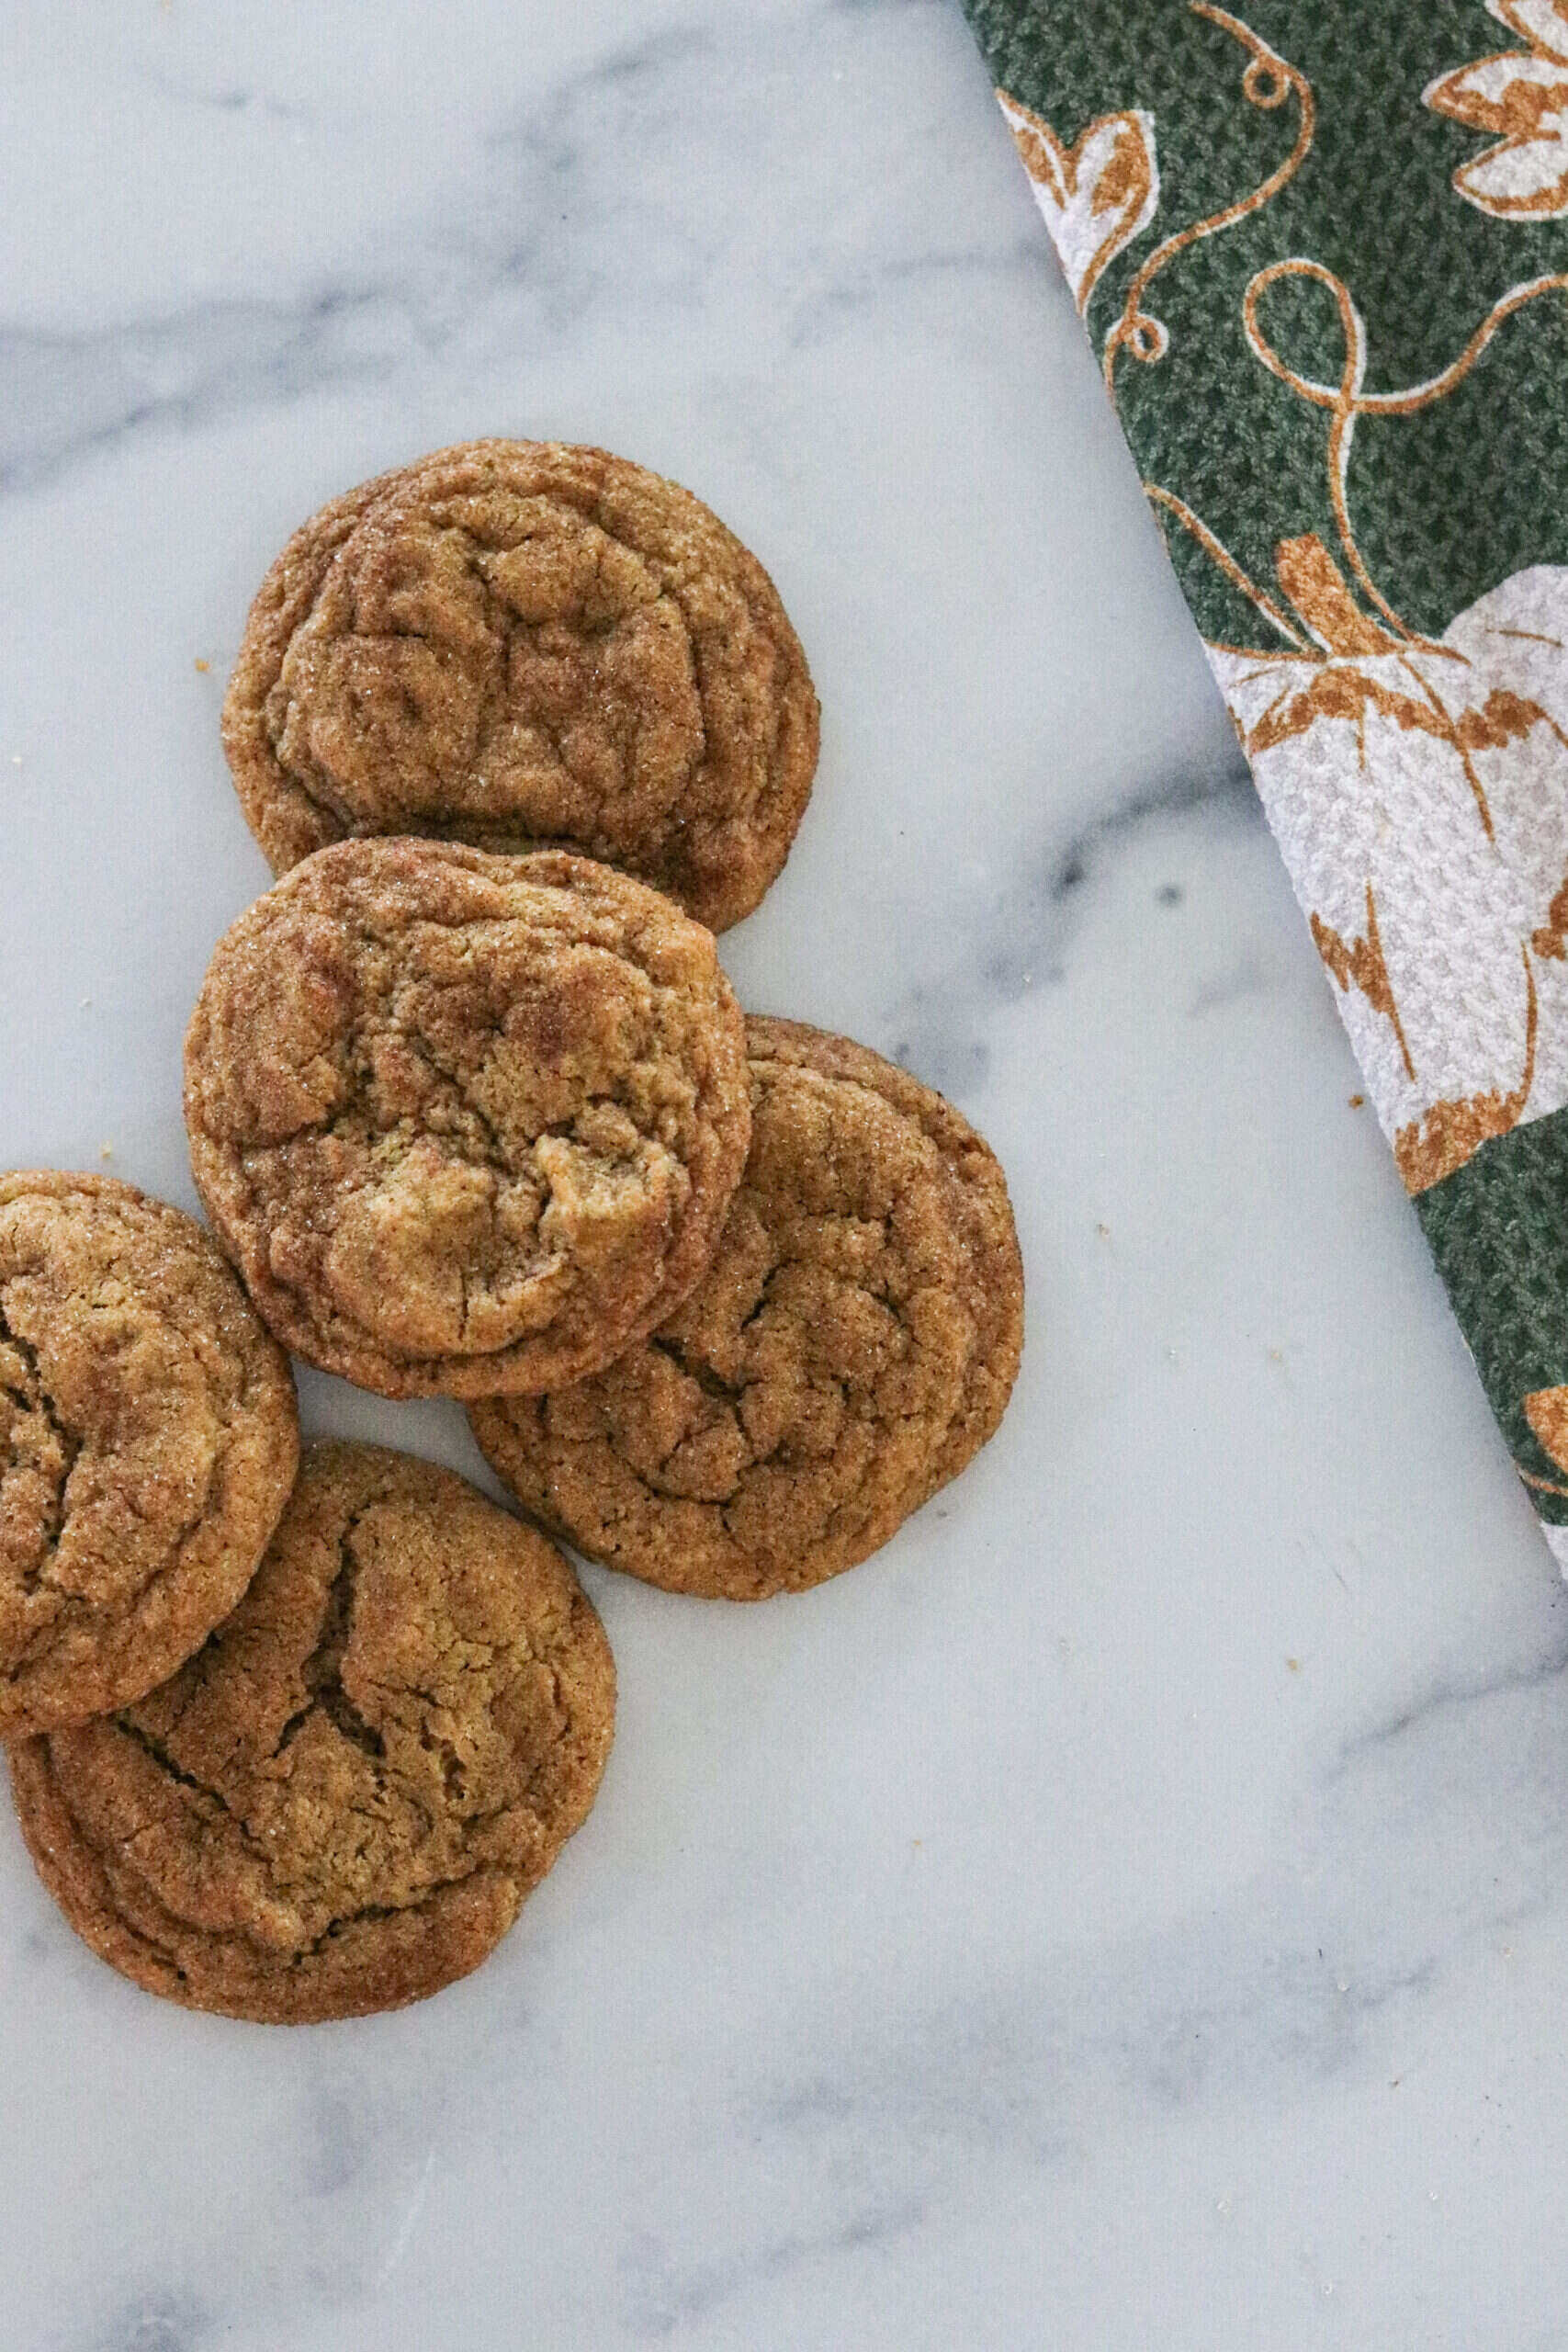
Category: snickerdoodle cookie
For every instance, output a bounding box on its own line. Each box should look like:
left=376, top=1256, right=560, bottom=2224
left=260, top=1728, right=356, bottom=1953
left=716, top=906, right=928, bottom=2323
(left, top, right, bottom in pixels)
left=470, top=1017, right=1023, bottom=1599
left=221, top=440, right=820, bottom=933
left=0, top=1171, right=298, bottom=1737
left=183, top=840, right=750, bottom=1400
left=8, top=1442, right=615, bottom=2022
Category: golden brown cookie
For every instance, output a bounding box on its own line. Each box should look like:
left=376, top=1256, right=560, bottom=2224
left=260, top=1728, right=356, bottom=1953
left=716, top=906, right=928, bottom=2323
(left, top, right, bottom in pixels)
left=184, top=839, right=751, bottom=1400
left=8, top=1441, right=615, bottom=2023
left=470, top=1017, right=1023, bottom=1599
left=0, top=1171, right=298, bottom=1739
left=221, top=440, right=820, bottom=933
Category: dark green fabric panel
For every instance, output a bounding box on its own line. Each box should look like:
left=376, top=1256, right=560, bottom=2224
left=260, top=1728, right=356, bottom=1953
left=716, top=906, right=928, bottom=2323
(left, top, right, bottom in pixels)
left=960, top=0, right=1568, bottom=644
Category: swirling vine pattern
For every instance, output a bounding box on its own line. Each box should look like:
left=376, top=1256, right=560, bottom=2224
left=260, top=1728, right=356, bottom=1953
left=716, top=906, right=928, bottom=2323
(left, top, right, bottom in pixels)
left=1240, top=260, right=1568, bottom=645
left=1101, top=5, right=1314, bottom=395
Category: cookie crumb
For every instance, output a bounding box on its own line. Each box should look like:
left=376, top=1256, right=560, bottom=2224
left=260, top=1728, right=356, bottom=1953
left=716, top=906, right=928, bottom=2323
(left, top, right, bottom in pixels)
left=194, top=658, right=210, bottom=673
left=98, top=1144, right=114, bottom=1160
left=1349, top=1092, right=1364, bottom=1108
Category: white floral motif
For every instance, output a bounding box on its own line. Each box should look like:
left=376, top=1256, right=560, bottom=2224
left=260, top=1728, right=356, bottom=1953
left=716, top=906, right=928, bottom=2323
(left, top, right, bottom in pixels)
left=1426, top=1, right=1568, bottom=219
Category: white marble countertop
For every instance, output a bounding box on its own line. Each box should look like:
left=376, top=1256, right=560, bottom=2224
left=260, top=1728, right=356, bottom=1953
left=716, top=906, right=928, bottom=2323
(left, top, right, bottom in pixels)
left=3, top=4, right=1565, bottom=2345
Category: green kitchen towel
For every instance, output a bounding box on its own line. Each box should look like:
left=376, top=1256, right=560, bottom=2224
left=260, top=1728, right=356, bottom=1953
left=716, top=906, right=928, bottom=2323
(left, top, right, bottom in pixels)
left=961, top=0, right=1568, bottom=1564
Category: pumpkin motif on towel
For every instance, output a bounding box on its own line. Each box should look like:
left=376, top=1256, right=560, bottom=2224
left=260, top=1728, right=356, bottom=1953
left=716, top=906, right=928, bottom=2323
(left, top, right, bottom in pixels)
left=1209, top=548, right=1568, bottom=1189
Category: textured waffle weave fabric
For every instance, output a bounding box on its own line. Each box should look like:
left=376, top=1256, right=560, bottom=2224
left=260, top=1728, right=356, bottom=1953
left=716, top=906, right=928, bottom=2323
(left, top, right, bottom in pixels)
left=961, top=0, right=1568, bottom=1567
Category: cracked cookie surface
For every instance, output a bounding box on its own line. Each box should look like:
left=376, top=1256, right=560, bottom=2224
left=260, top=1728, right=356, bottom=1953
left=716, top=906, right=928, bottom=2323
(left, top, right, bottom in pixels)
left=0, top=1171, right=298, bottom=1738
left=470, top=1017, right=1024, bottom=1600
left=184, top=839, right=751, bottom=1399
left=221, top=439, right=820, bottom=933
left=7, top=1441, right=615, bottom=2022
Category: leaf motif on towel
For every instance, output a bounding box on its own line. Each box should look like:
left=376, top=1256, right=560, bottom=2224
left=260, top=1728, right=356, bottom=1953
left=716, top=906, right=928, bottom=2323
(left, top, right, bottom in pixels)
left=996, top=92, right=1158, bottom=314
left=1310, top=884, right=1416, bottom=1081
left=996, top=13, right=1316, bottom=390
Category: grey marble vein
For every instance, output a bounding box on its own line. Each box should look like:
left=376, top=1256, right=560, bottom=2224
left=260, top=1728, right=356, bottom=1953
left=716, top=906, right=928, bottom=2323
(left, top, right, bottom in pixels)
left=0, top=1, right=1026, bottom=493
left=887, top=759, right=1254, bottom=1091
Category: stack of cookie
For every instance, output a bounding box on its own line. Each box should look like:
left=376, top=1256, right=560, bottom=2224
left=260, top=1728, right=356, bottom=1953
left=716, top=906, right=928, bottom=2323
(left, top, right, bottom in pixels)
left=2, top=442, right=1022, bottom=2022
